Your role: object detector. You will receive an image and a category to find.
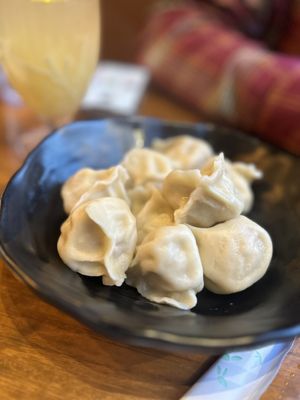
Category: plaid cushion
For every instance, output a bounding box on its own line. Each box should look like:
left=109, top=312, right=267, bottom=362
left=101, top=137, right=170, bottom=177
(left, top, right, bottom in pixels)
left=138, top=2, right=300, bottom=155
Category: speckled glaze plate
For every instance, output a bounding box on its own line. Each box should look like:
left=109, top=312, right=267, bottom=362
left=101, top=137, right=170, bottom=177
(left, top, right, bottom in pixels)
left=0, top=117, right=299, bottom=353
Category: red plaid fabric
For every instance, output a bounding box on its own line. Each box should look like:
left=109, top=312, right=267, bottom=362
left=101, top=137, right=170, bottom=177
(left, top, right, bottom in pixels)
left=138, top=1, right=300, bottom=155
left=195, top=0, right=292, bottom=46
left=278, top=0, right=300, bottom=54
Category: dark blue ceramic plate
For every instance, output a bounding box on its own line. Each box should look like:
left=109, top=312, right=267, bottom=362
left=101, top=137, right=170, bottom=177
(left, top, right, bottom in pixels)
left=0, top=117, right=299, bottom=353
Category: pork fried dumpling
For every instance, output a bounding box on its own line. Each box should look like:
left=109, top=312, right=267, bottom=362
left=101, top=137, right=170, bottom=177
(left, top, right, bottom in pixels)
left=61, top=165, right=130, bottom=214
left=127, top=225, right=204, bottom=310
left=190, top=216, right=273, bottom=294
left=162, top=169, right=202, bottom=210
left=57, top=198, right=137, bottom=286
left=74, top=165, right=130, bottom=209
left=174, top=153, right=243, bottom=227
left=136, top=189, right=173, bottom=244
left=152, top=135, right=213, bottom=169
left=225, top=161, right=263, bottom=213
left=122, top=148, right=174, bottom=186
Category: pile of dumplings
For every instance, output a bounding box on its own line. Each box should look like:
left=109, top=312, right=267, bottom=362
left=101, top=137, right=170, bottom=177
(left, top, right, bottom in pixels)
left=57, top=135, right=273, bottom=310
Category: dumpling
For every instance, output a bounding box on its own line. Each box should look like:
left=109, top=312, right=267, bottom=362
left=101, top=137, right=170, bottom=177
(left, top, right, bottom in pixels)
left=128, top=181, right=160, bottom=216
left=61, top=168, right=107, bottom=214
left=190, top=215, right=273, bottom=294
left=61, top=165, right=130, bottom=214
left=174, top=153, right=243, bottom=227
left=136, top=189, right=173, bottom=244
left=152, top=135, right=213, bottom=169
left=57, top=197, right=137, bottom=286
left=127, top=225, right=204, bottom=310
left=225, top=161, right=263, bottom=213
left=162, top=169, right=202, bottom=210
left=74, top=165, right=130, bottom=209
left=122, top=148, right=174, bottom=186
left=233, top=162, right=263, bottom=182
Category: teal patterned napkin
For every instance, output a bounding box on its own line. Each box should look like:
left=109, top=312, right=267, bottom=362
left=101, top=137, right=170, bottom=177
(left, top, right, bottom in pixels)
left=181, top=340, right=294, bottom=400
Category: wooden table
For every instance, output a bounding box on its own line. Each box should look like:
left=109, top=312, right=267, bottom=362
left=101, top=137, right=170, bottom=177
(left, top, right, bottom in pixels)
left=0, top=89, right=299, bottom=400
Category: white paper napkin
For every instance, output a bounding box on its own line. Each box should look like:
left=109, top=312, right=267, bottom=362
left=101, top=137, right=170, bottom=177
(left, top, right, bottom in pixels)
left=82, top=62, right=150, bottom=115
left=181, top=340, right=294, bottom=400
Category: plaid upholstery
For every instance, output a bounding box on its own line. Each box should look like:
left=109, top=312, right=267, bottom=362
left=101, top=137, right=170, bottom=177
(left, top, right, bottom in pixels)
left=138, top=1, right=300, bottom=155
left=278, top=0, right=300, bottom=54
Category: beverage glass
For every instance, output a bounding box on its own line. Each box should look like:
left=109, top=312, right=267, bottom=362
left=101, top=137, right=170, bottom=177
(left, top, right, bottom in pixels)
left=0, top=0, right=100, bottom=154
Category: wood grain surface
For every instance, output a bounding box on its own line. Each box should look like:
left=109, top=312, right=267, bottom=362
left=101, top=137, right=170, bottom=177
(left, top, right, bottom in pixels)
left=0, top=89, right=299, bottom=400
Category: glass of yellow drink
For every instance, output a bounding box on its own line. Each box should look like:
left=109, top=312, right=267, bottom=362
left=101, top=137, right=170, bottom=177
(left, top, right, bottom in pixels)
left=0, top=0, right=100, bottom=151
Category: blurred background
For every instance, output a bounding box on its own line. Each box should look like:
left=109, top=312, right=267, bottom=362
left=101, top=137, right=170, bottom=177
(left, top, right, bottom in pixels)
left=1, top=0, right=300, bottom=155
left=101, top=0, right=157, bottom=62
